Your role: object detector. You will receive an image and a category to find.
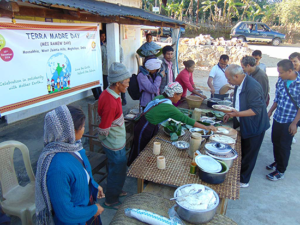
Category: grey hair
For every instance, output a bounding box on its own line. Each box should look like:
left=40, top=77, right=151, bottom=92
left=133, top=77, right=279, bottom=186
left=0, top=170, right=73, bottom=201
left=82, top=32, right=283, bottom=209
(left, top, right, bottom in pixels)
left=241, top=56, right=256, bottom=67
left=225, top=64, right=245, bottom=77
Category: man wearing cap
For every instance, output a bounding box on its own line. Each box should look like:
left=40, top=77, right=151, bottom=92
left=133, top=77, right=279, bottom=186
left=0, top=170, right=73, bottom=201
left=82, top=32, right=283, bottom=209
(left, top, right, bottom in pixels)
left=137, top=58, right=165, bottom=109
left=97, top=62, right=131, bottom=210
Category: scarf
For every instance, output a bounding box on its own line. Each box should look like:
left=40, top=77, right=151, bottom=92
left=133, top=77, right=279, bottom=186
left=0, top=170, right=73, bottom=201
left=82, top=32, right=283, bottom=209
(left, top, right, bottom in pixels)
left=35, top=105, right=83, bottom=225
left=164, top=58, right=173, bottom=83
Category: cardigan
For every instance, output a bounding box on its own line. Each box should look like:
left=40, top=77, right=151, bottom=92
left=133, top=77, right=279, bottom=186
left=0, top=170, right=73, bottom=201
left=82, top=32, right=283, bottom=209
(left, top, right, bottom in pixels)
left=47, top=149, right=98, bottom=225
left=137, top=66, right=162, bottom=107
left=98, top=88, right=126, bottom=150
left=145, top=95, right=195, bottom=126
left=175, top=68, right=195, bottom=97
left=233, top=75, right=270, bottom=139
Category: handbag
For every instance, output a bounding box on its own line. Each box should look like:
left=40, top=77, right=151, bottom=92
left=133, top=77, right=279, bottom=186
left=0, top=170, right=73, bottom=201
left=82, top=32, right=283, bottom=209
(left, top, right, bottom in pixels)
left=284, top=82, right=300, bottom=127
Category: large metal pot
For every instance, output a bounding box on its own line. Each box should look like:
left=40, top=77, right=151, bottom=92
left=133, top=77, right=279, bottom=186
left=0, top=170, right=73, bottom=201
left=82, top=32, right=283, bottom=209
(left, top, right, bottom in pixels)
left=198, top=160, right=229, bottom=184
left=174, top=184, right=219, bottom=224
left=207, top=98, right=221, bottom=108
left=205, top=149, right=238, bottom=168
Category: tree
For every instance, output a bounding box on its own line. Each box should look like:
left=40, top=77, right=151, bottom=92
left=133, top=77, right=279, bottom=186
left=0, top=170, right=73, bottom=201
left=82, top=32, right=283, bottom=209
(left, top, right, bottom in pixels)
left=275, top=0, right=300, bottom=24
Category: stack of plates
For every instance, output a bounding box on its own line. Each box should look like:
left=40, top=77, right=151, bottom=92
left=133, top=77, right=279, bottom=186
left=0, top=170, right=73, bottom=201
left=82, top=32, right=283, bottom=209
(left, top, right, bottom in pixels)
left=195, top=155, right=222, bottom=173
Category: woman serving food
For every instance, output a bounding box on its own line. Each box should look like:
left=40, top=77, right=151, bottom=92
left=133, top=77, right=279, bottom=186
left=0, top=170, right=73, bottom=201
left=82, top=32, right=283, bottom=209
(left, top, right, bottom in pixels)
left=128, top=82, right=217, bottom=165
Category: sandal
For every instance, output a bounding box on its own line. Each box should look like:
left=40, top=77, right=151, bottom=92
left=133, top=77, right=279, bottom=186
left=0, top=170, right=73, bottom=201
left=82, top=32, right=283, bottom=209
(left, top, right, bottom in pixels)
left=101, top=202, right=122, bottom=210
left=119, top=191, right=128, bottom=198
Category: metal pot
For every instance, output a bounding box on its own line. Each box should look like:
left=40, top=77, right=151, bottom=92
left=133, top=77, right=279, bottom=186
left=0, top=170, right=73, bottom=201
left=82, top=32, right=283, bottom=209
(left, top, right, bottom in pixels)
left=198, top=160, right=229, bottom=184
left=174, top=184, right=219, bottom=224
left=205, top=149, right=238, bottom=168
left=207, top=98, right=221, bottom=108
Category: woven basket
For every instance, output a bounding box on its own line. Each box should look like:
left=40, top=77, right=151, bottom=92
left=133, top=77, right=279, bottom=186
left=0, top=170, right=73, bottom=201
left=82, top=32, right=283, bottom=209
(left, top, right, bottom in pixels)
left=186, top=95, right=203, bottom=109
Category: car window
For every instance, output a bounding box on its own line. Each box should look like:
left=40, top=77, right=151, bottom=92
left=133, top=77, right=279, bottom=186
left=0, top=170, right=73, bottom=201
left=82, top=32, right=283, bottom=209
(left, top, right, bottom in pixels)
left=238, top=23, right=248, bottom=30
left=257, top=24, right=268, bottom=32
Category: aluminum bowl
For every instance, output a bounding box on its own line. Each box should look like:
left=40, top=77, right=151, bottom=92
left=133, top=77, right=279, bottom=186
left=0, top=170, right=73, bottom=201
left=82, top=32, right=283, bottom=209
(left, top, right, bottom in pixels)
left=174, top=184, right=219, bottom=224
left=205, top=149, right=238, bottom=168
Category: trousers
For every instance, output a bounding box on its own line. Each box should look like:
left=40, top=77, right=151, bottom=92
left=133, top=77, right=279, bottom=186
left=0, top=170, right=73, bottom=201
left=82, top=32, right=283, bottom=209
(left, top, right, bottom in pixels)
left=103, top=146, right=127, bottom=204
left=241, top=131, right=265, bottom=183
left=271, top=119, right=294, bottom=173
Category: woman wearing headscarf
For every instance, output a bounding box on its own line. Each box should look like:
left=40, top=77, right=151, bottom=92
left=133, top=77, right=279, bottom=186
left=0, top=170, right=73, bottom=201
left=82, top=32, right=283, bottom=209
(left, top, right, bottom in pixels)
left=128, top=82, right=217, bottom=165
left=137, top=58, right=165, bottom=109
left=35, top=105, right=104, bottom=225
left=175, top=60, right=207, bottom=106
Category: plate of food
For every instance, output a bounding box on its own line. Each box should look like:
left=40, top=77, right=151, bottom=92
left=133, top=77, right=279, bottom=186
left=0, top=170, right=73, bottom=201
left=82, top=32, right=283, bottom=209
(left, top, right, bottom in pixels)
left=209, top=134, right=235, bottom=145
left=216, top=127, right=230, bottom=135
left=212, top=105, right=236, bottom=113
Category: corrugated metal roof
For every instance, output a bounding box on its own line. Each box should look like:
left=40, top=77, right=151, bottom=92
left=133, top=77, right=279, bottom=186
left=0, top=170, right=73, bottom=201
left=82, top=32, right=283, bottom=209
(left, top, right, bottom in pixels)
left=11, top=0, right=185, bottom=26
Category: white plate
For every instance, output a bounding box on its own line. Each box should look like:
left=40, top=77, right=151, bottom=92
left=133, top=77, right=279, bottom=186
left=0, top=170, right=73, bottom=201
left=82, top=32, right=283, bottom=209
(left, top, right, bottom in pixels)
left=210, top=135, right=235, bottom=144
left=195, top=155, right=222, bottom=173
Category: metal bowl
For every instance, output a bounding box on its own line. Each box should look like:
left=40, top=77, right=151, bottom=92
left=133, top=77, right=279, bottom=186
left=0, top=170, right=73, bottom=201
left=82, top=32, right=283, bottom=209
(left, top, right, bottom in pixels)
left=174, top=141, right=190, bottom=150
left=217, top=100, right=232, bottom=107
left=205, top=149, right=238, bottom=168
left=174, top=184, right=219, bottom=224
left=189, top=128, right=214, bottom=137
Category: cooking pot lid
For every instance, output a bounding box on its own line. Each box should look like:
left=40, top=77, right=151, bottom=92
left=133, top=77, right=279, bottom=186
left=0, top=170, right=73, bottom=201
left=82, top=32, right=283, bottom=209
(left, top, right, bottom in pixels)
left=195, top=155, right=222, bottom=173
left=205, top=142, right=232, bottom=155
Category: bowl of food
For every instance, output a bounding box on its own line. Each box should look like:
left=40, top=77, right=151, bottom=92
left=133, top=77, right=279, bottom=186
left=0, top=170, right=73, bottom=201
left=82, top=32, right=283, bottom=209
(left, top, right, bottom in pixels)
left=217, top=100, right=232, bottom=107
left=174, top=184, right=219, bottom=224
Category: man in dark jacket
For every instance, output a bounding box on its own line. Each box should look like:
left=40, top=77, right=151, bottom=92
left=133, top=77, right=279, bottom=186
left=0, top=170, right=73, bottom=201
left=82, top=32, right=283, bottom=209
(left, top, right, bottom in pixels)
left=241, top=56, right=270, bottom=106
left=223, top=64, right=270, bottom=188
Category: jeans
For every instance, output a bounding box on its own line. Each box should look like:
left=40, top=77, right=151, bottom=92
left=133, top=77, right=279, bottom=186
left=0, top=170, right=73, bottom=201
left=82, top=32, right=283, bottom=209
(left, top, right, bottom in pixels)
left=91, top=87, right=102, bottom=100
left=103, top=146, right=127, bottom=204
left=241, top=132, right=265, bottom=183
left=272, top=119, right=294, bottom=173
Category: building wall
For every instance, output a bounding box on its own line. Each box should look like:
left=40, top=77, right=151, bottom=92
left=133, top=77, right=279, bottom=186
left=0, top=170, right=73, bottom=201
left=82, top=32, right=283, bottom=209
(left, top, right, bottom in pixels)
left=120, top=25, right=141, bottom=75
left=98, top=0, right=142, bottom=8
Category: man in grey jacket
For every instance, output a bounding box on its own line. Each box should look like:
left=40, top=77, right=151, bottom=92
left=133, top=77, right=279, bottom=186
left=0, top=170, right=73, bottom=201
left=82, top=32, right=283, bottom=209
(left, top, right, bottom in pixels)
left=159, top=45, right=175, bottom=94
left=241, top=56, right=270, bottom=106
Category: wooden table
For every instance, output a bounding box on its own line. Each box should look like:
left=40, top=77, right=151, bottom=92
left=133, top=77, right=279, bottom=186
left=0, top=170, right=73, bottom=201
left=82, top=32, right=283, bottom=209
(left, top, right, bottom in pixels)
left=127, top=102, right=241, bottom=215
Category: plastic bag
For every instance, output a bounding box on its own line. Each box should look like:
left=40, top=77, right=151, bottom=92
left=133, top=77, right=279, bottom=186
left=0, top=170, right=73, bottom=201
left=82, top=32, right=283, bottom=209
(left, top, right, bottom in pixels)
left=168, top=205, right=185, bottom=225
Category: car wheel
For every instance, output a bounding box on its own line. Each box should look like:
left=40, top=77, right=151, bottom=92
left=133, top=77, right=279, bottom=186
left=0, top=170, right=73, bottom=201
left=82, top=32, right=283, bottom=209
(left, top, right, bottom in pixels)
left=272, top=38, right=281, bottom=46
left=237, top=36, right=246, bottom=42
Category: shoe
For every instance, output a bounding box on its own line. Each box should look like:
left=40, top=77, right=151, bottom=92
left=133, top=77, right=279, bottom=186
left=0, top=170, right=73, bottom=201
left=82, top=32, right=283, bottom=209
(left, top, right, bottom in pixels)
left=266, top=170, right=284, bottom=181
left=266, top=162, right=277, bottom=170
left=292, top=137, right=296, bottom=144
left=240, top=182, right=249, bottom=188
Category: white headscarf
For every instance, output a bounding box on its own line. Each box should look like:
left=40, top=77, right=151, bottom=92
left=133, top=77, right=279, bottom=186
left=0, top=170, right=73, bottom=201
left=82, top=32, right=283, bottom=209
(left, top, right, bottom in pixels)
left=145, top=58, right=162, bottom=70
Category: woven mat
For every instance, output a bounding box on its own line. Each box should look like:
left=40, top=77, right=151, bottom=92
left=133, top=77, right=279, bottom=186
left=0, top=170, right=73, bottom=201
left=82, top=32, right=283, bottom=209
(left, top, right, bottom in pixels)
left=128, top=127, right=241, bottom=200
left=110, top=192, right=237, bottom=225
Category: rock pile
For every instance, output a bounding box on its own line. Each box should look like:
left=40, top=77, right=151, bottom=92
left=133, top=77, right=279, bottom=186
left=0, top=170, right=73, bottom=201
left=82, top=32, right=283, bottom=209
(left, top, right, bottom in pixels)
left=178, top=35, right=253, bottom=68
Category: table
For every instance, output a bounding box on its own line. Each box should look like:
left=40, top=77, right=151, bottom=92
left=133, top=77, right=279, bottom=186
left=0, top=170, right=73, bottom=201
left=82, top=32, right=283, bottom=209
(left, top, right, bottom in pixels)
left=127, top=101, right=241, bottom=215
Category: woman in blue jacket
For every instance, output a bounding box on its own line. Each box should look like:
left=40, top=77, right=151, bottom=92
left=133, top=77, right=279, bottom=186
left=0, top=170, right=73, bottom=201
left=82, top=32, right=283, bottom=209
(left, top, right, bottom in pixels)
left=35, top=105, right=104, bottom=225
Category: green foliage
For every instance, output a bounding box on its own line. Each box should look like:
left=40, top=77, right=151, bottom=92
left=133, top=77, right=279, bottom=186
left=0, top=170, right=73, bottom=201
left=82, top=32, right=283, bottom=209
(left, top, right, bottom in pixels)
left=275, top=0, right=300, bottom=25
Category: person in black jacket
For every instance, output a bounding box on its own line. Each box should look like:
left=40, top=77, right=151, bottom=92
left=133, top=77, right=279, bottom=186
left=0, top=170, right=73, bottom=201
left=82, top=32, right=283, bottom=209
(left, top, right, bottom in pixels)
left=223, top=64, right=270, bottom=188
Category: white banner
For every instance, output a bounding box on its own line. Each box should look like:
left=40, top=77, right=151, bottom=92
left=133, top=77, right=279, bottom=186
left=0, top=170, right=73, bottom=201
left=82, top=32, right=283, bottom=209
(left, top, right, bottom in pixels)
left=0, top=19, right=102, bottom=116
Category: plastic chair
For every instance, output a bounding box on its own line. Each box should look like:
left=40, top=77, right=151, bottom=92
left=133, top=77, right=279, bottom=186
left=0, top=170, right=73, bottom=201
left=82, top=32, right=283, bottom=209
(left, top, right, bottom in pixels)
left=0, top=141, right=35, bottom=225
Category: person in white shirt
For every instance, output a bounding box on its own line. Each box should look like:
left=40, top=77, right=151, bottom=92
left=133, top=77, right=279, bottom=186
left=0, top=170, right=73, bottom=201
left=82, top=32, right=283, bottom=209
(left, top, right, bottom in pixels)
left=252, top=50, right=266, bottom=73
left=207, top=55, right=230, bottom=100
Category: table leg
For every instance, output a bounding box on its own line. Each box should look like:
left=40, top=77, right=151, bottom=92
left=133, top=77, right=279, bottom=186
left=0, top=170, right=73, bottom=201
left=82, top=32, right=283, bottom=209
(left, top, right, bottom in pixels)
left=137, top=178, right=144, bottom=193
left=217, top=198, right=228, bottom=215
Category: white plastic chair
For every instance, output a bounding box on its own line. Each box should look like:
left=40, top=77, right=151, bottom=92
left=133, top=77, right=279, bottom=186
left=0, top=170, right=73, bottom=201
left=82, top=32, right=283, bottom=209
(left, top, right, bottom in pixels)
left=0, top=141, right=35, bottom=225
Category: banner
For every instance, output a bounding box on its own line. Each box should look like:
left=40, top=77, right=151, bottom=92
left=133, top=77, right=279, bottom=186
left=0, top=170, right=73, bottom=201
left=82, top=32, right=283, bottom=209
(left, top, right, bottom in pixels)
left=0, top=19, right=102, bottom=116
